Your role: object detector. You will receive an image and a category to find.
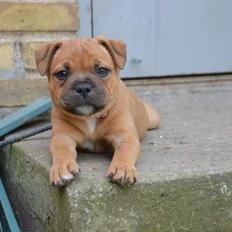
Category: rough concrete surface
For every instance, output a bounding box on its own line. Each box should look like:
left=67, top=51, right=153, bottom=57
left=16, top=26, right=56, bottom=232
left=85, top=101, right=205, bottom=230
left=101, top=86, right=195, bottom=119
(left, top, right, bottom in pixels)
left=1, top=80, right=232, bottom=231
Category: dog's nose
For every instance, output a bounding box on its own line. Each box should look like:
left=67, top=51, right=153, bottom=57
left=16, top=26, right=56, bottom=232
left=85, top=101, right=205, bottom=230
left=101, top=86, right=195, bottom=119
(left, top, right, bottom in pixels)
left=75, top=82, right=92, bottom=98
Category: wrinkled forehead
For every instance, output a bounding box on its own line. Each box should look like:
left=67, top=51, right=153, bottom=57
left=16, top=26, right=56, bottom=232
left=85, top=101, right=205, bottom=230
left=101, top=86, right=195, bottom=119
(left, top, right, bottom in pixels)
left=51, top=39, right=113, bottom=71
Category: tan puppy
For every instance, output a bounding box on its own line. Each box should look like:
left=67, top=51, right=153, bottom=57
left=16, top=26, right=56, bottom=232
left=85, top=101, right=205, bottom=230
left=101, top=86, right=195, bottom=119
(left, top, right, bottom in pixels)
left=35, top=36, right=160, bottom=186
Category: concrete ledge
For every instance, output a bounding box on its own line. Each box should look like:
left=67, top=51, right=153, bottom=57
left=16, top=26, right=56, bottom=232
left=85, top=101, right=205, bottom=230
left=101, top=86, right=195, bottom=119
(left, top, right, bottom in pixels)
left=0, top=79, right=48, bottom=107
left=1, top=81, right=232, bottom=231
left=1, top=143, right=232, bottom=232
left=1, top=74, right=232, bottom=106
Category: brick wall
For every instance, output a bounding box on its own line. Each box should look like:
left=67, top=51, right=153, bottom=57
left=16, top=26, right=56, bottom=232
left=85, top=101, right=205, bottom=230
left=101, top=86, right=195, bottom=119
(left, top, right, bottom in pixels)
left=0, top=0, right=79, bottom=79
left=0, top=0, right=79, bottom=106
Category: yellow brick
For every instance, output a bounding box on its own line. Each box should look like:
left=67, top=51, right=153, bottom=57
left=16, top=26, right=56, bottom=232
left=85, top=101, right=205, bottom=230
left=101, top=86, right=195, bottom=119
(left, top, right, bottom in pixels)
left=0, top=43, right=14, bottom=70
left=22, top=42, right=47, bottom=70
left=0, top=2, right=79, bottom=31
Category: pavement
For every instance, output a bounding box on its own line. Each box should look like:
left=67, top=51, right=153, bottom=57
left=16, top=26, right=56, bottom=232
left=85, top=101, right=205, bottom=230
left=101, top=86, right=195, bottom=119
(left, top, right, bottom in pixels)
left=1, top=80, right=232, bottom=232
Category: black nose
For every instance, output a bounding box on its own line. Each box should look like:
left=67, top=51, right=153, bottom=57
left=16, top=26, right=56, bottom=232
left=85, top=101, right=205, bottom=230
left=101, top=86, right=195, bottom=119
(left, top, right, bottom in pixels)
left=75, top=82, right=92, bottom=98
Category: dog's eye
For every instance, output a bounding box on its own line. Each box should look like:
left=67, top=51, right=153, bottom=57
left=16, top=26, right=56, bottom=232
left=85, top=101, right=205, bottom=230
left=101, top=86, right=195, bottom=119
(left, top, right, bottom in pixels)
left=95, top=67, right=110, bottom=78
left=55, top=70, right=69, bottom=80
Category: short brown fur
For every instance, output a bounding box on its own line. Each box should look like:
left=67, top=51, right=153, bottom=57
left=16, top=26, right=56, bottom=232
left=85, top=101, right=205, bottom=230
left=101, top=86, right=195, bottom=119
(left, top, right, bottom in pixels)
left=35, top=36, right=160, bottom=186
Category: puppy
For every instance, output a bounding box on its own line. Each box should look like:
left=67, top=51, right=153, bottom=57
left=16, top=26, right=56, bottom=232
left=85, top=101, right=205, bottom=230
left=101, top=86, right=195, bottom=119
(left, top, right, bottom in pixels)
left=35, top=36, right=160, bottom=186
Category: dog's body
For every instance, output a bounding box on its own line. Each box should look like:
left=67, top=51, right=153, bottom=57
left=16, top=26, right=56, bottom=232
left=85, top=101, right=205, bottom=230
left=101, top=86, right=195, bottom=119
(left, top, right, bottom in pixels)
left=35, top=37, right=160, bottom=186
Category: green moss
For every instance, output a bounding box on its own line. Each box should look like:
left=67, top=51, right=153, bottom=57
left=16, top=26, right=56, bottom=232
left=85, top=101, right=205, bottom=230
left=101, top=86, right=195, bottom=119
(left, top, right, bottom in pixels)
left=0, top=146, right=68, bottom=232
left=67, top=175, right=232, bottom=232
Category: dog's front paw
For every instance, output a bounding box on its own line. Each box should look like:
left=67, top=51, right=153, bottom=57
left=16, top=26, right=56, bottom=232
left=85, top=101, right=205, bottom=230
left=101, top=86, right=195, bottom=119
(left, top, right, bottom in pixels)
left=107, top=162, right=138, bottom=185
left=50, top=159, right=80, bottom=187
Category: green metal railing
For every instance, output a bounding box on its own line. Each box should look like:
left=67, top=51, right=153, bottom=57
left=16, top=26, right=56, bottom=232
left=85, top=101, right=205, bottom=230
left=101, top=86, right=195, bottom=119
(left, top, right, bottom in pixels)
left=0, top=179, right=20, bottom=232
left=0, top=96, right=52, bottom=232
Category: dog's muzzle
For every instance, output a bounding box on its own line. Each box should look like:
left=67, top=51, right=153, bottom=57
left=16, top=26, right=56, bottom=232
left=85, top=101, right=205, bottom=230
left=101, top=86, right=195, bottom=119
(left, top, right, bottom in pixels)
left=61, top=79, right=107, bottom=116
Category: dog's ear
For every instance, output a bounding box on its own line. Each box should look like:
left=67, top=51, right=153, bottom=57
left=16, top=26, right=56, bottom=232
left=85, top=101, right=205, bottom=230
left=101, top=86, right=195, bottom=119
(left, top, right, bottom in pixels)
left=35, top=42, right=62, bottom=76
left=95, top=36, right=127, bottom=69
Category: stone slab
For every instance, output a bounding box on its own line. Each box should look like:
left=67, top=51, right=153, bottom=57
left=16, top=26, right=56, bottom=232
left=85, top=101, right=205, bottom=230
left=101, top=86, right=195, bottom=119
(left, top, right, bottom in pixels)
left=1, top=80, right=232, bottom=231
left=1, top=74, right=232, bottom=107
left=0, top=79, right=48, bottom=107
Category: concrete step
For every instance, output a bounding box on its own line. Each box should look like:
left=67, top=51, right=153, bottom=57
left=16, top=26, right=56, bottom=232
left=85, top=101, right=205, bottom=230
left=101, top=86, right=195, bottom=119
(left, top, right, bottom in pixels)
left=1, top=81, right=232, bottom=232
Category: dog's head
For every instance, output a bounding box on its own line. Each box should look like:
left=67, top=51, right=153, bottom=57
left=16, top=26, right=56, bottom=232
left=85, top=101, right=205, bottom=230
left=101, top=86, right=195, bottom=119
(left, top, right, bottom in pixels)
left=35, top=36, right=126, bottom=117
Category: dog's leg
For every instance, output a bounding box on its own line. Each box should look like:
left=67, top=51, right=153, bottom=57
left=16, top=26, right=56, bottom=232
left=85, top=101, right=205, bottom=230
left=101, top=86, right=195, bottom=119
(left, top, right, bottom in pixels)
left=107, top=134, right=140, bottom=185
left=49, top=134, right=80, bottom=187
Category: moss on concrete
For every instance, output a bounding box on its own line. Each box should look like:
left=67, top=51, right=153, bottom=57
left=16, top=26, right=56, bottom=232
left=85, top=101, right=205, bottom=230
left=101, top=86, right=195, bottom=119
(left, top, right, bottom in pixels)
left=0, top=146, right=68, bottom=232
left=65, top=174, right=232, bottom=232
left=1, top=145, right=232, bottom=232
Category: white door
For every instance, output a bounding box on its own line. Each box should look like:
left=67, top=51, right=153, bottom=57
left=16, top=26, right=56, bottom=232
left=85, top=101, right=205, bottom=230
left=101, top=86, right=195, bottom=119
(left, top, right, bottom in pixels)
left=92, top=0, right=156, bottom=78
left=78, top=0, right=232, bottom=78
left=156, top=0, right=232, bottom=76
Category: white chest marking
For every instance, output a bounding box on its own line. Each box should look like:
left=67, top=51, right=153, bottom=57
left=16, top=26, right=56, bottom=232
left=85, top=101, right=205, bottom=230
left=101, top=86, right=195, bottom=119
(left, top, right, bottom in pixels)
left=86, top=119, right=97, bottom=134
left=83, top=140, right=95, bottom=151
